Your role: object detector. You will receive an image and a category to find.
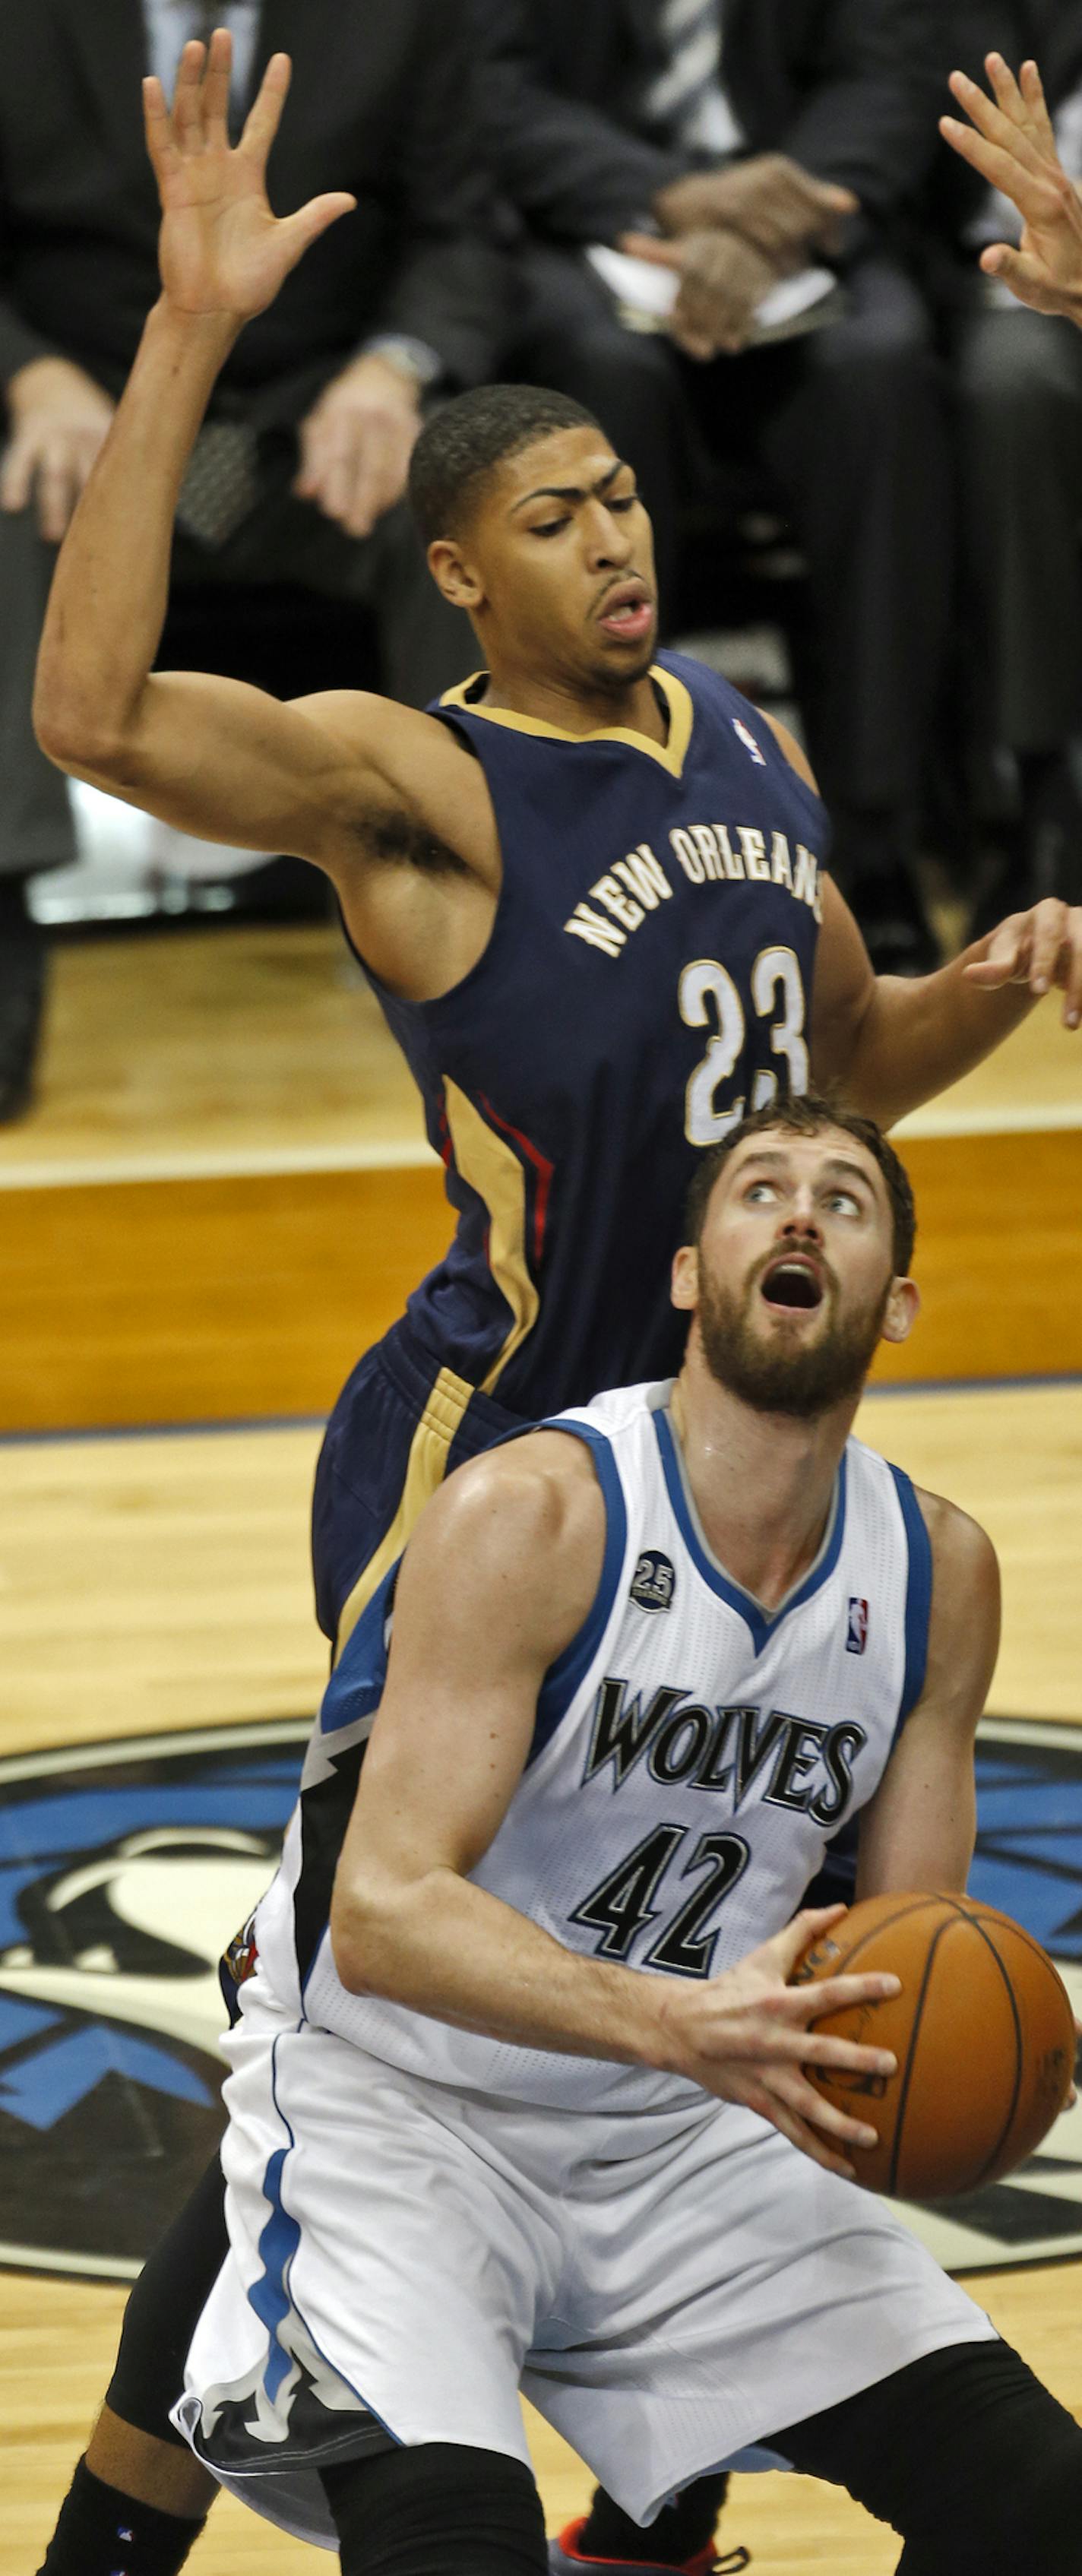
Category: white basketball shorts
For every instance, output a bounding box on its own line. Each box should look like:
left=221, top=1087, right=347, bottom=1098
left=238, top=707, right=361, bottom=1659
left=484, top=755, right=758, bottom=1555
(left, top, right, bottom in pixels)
left=175, top=1973, right=998, bottom=2549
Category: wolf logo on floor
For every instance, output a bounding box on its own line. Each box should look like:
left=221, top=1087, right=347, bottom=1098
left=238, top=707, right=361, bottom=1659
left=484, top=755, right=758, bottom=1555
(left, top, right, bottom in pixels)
left=0, top=1716, right=1079, bottom=2279
left=0, top=1720, right=308, bottom=2274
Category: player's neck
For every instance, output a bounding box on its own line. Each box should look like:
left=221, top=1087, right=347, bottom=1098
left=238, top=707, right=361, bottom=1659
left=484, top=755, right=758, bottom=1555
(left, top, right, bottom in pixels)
left=480, top=657, right=666, bottom=743
left=669, top=1359, right=859, bottom=1614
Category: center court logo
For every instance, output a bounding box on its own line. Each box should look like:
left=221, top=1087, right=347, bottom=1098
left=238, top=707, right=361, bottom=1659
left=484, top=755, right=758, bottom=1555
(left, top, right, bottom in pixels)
left=0, top=1717, right=1080, bottom=2280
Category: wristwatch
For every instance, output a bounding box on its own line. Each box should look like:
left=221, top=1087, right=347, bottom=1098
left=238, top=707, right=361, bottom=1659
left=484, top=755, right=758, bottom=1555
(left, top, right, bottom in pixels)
left=362, top=334, right=443, bottom=394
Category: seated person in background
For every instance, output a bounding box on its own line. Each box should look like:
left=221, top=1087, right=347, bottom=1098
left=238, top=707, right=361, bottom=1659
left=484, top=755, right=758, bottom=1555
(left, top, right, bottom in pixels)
left=480, top=0, right=952, bottom=976
left=0, top=0, right=505, bottom=1121
left=936, top=17, right=1082, bottom=930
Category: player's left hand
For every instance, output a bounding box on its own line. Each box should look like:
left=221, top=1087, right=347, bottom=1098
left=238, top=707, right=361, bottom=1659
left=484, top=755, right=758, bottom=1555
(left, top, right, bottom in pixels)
left=619, top=227, right=780, bottom=359
left=963, top=897, right=1082, bottom=1027
left=940, top=55, right=1082, bottom=324
left=295, top=351, right=421, bottom=540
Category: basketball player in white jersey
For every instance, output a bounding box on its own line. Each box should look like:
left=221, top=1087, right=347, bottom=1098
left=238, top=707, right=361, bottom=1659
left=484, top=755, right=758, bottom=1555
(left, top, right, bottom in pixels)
left=171, top=1097, right=1082, bottom=2576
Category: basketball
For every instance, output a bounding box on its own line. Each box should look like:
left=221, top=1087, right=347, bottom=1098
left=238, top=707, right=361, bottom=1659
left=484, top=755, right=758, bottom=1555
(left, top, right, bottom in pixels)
left=793, top=1893, right=1077, bottom=2202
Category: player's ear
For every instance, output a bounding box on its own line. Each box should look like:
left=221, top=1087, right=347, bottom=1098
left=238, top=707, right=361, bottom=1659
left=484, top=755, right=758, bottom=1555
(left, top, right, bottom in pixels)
left=671, top=1243, right=698, bottom=1312
left=428, top=536, right=484, bottom=612
left=880, top=1275, right=920, bottom=1346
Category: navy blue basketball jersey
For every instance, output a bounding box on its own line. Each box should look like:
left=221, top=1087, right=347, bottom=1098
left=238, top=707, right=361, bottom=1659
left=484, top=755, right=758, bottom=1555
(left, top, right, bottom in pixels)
left=365, top=651, right=826, bottom=1422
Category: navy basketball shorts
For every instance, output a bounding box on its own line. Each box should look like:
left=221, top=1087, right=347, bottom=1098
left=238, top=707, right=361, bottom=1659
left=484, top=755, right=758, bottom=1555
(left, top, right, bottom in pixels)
left=311, top=1317, right=528, bottom=1650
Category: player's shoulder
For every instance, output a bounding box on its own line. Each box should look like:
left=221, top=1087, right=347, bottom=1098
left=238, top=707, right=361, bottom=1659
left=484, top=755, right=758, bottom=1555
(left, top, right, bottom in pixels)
left=755, top=705, right=821, bottom=799
left=292, top=686, right=469, bottom=783
left=913, top=1483, right=1001, bottom=1602
left=413, top=1424, right=609, bottom=1588
left=291, top=685, right=495, bottom=874
left=846, top=1443, right=999, bottom=1590
left=659, top=650, right=823, bottom=801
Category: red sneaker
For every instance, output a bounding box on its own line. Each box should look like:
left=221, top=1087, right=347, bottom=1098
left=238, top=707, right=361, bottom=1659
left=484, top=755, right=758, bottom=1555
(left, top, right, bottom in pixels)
left=548, top=2517, right=749, bottom=2574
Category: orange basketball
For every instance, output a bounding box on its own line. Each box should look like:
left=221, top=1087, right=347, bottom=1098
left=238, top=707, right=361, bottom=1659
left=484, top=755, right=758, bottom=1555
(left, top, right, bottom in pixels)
left=792, top=1892, right=1076, bottom=2201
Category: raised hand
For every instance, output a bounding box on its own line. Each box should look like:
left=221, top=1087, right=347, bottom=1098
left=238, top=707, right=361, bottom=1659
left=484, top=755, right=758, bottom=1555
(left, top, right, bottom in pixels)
left=654, top=1905, right=900, bottom=2177
left=941, top=55, right=1082, bottom=324
left=143, top=29, right=356, bottom=324
left=964, top=897, right=1082, bottom=1028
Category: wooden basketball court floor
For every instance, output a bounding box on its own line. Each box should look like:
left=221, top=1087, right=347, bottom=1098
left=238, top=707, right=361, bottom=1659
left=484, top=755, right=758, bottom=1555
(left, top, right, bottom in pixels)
left=2, top=927, right=1082, bottom=2572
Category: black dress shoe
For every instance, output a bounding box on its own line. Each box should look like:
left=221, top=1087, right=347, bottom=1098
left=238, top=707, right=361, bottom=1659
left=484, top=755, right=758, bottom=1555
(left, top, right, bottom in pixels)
left=968, top=839, right=1032, bottom=947
left=0, top=922, right=46, bottom=1122
left=848, top=871, right=940, bottom=979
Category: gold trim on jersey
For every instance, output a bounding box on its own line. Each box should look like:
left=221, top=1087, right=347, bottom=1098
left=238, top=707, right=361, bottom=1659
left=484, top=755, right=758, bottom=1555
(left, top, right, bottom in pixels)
left=334, top=1362, right=475, bottom=1653
left=442, top=1079, right=539, bottom=1394
left=438, top=666, right=693, bottom=780
left=334, top=1087, right=541, bottom=1651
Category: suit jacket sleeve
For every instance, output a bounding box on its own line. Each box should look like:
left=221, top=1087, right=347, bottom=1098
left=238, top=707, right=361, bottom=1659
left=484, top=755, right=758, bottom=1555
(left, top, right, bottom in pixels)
left=770, top=0, right=944, bottom=223
left=0, top=157, right=66, bottom=391
left=476, top=0, right=683, bottom=242
left=363, top=0, right=511, bottom=384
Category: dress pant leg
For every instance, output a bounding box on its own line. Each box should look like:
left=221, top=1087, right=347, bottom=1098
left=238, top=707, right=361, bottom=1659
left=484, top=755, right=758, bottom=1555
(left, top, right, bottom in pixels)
left=954, top=296, right=1082, bottom=756
left=0, top=505, right=78, bottom=873
left=361, top=498, right=479, bottom=706
left=758, top=255, right=953, bottom=828
left=212, top=476, right=477, bottom=708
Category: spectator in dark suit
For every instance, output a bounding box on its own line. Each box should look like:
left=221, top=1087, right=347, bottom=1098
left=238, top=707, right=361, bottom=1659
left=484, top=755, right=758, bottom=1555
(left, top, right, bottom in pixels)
left=0, top=0, right=505, bottom=1118
left=938, top=4, right=1082, bottom=928
left=482, top=0, right=952, bottom=974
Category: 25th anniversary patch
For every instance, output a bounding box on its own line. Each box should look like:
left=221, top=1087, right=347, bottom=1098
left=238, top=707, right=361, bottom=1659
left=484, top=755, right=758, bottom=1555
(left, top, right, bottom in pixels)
left=0, top=1715, right=1080, bottom=2280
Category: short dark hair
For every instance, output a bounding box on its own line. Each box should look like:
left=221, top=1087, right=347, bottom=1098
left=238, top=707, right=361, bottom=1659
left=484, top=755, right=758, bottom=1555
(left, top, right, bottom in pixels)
left=683, top=1095, right=916, bottom=1277
left=408, top=385, right=603, bottom=545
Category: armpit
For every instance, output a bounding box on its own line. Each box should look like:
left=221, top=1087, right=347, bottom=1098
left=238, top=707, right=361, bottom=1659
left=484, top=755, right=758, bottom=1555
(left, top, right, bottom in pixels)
left=359, top=809, right=471, bottom=877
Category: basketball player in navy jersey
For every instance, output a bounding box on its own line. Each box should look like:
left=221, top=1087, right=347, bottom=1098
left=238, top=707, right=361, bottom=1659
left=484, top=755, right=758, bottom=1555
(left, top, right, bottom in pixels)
left=30, top=36, right=1082, bottom=2576
left=164, top=1096, right=1080, bottom=2576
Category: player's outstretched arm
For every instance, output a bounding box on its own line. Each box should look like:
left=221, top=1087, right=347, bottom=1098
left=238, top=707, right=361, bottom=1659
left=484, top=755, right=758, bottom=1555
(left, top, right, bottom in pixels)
left=811, top=875, right=1082, bottom=1128
left=32, top=36, right=472, bottom=901
left=330, top=1437, right=901, bottom=2179
left=941, top=55, right=1082, bottom=324
left=856, top=1498, right=1001, bottom=1900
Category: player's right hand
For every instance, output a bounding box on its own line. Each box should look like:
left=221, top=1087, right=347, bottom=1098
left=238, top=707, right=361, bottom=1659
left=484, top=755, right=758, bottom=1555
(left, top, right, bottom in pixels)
left=143, top=28, right=356, bottom=325
left=654, top=1904, right=900, bottom=2178
left=0, top=358, right=115, bottom=543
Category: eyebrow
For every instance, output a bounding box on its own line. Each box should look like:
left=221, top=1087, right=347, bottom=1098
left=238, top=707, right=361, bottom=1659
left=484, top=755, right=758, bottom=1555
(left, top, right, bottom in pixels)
left=509, top=459, right=627, bottom=514
left=737, top=1150, right=875, bottom=1194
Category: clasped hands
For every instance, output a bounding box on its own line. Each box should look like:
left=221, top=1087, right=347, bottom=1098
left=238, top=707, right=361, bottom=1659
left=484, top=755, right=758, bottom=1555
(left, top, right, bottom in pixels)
left=621, top=152, right=856, bottom=362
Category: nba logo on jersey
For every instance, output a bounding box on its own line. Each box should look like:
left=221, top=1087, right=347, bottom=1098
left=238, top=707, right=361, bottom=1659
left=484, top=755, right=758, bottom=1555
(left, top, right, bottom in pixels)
left=732, top=716, right=767, bottom=766
left=846, top=1597, right=869, bottom=1655
left=630, top=1550, right=676, bottom=1612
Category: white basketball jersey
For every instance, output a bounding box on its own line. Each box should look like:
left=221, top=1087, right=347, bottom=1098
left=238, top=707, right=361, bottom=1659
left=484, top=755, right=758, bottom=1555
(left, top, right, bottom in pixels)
left=262, top=1380, right=932, bottom=2114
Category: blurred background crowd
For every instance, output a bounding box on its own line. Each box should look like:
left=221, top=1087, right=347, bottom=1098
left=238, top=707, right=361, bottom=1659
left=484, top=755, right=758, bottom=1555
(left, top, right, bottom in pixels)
left=3, top=0, right=1081, bottom=1121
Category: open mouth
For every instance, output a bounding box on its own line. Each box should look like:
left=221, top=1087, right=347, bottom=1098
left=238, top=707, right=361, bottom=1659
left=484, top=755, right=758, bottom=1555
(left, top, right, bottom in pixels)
left=596, top=581, right=653, bottom=643
left=760, top=1257, right=824, bottom=1313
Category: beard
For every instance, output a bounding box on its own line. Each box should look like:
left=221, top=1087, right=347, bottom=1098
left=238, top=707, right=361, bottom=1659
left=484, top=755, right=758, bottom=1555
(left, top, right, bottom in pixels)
left=697, top=1267, right=891, bottom=1419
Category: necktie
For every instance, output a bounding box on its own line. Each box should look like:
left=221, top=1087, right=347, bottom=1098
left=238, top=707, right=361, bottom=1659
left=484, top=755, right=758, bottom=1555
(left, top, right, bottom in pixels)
left=176, top=419, right=261, bottom=549
left=172, top=2, right=261, bottom=545
left=645, top=0, right=740, bottom=154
